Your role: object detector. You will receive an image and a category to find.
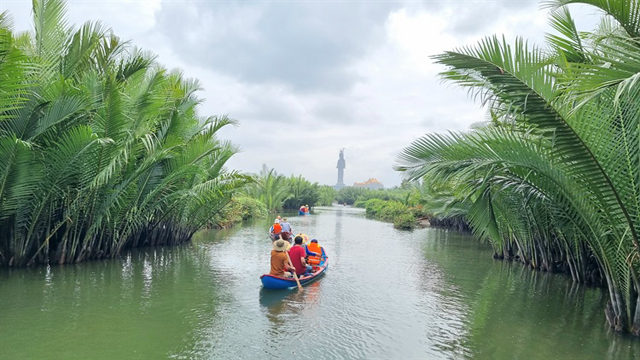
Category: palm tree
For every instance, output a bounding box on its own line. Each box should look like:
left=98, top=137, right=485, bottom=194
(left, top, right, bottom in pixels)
left=0, top=0, right=250, bottom=266
left=396, top=0, right=640, bottom=335
left=282, top=175, right=320, bottom=209
left=244, top=165, right=291, bottom=212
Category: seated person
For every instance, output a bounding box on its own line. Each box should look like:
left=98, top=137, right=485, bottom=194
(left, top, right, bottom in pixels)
left=306, top=239, right=325, bottom=266
left=270, top=240, right=296, bottom=277
left=288, top=236, right=313, bottom=276
left=296, top=233, right=318, bottom=257
left=269, top=219, right=282, bottom=241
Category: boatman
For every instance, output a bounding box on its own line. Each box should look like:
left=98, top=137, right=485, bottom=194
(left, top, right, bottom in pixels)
left=289, top=236, right=313, bottom=276
left=280, top=218, right=293, bottom=241
left=270, top=240, right=295, bottom=277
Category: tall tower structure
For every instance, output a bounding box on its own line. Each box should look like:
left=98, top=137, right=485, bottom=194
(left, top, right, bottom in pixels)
left=335, top=149, right=346, bottom=190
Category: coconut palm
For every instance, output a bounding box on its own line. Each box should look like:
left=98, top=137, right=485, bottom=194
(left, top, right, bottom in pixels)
left=397, top=0, right=640, bottom=335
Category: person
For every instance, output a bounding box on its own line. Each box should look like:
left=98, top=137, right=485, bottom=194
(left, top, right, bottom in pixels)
left=307, top=239, right=325, bottom=266
left=305, top=205, right=310, bottom=214
left=299, top=205, right=306, bottom=216
left=270, top=240, right=296, bottom=277
left=298, top=234, right=318, bottom=258
left=295, top=233, right=316, bottom=256
left=296, top=233, right=309, bottom=244
left=269, top=219, right=282, bottom=241
left=288, top=236, right=313, bottom=276
left=280, top=218, right=293, bottom=241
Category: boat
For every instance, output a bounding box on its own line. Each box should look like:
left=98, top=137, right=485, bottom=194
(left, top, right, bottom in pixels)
left=260, top=256, right=328, bottom=290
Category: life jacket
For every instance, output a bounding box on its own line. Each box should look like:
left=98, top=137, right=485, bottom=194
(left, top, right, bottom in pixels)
left=307, top=242, right=323, bottom=265
left=272, top=223, right=282, bottom=234
left=307, top=242, right=321, bottom=254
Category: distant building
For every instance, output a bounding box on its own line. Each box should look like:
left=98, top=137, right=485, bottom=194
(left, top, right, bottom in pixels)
left=353, top=178, right=384, bottom=190
left=334, top=149, right=346, bottom=190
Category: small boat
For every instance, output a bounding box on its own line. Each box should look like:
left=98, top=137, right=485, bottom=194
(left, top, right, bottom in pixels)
left=260, top=257, right=328, bottom=290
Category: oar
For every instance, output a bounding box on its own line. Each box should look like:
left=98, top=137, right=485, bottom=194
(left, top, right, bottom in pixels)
left=285, top=251, right=303, bottom=291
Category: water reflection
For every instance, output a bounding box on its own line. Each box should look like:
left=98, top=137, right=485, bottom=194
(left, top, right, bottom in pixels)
left=1, top=207, right=639, bottom=359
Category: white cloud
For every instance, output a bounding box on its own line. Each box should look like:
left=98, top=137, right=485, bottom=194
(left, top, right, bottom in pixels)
left=0, top=0, right=599, bottom=187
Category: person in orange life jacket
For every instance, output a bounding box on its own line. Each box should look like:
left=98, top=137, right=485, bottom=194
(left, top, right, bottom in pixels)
left=270, top=239, right=296, bottom=277
left=295, top=233, right=318, bottom=257
left=307, top=239, right=325, bottom=257
left=288, top=236, right=313, bottom=275
left=306, top=239, right=326, bottom=265
left=269, top=219, right=282, bottom=241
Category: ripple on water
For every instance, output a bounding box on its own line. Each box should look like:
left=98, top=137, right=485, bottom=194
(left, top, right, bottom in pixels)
left=3, top=207, right=639, bottom=360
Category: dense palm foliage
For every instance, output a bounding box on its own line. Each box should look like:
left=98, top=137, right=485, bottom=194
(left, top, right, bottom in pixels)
left=397, top=0, right=640, bottom=335
left=0, top=0, right=250, bottom=266
left=317, top=185, right=337, bottom=206
left=244, top=165, right=320, bottom=212
left=282, top=175, right=320, bottom=210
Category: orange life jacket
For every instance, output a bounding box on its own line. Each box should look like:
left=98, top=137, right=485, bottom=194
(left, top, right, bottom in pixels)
left=307, top=242, right=323, bottom=265
left=272, top=223, right=282, bottom=234
left=307, top=242, right=321, bottom=255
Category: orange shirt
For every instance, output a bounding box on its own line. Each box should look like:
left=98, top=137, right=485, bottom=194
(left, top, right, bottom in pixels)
left=270, top=250, right=289, bottom=276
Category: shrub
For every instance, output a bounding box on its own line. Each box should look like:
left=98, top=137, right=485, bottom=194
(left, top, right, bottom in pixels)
left=364, top=199, right=386, bottom=217
left=353, top=200, right=366, bottom=208
left=212, top=196, right=267, bottom=229
left=378, top=201, right=410, bottom=222
left=393, top=213, right=416, bottom=230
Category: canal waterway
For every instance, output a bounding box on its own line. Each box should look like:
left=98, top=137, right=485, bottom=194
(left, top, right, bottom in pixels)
left=1, top=206, right=638, bottom=359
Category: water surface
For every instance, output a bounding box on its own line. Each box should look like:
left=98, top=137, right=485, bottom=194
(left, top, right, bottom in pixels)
left=1, top=206, right=638, bottom=359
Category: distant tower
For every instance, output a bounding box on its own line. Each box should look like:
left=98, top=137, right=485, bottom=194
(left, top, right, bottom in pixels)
left=335, top=149, right=346, bottom=190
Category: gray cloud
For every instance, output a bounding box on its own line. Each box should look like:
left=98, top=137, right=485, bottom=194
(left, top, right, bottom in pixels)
left=153, top=1, right=402, bottom=93
left=444, top=0, right=540, bottom=35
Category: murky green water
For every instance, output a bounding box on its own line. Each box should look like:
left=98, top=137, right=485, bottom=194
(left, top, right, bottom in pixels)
left=1, top=206, right=638, bottom=359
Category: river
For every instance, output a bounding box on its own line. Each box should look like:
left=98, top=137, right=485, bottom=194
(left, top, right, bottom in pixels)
left=1, top=206, right=638, bottom=359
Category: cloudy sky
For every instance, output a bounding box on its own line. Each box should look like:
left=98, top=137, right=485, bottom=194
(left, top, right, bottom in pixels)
left=1, top=0, right=601, bottom=187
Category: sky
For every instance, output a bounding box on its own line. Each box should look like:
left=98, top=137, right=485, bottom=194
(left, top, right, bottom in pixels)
left=0, top=0, right=602, bottom=187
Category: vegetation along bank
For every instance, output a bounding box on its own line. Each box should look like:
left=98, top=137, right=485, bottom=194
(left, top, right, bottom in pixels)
left=0, top=0, right=256, bottom=266
left=396, top=0, right=640, bottom=336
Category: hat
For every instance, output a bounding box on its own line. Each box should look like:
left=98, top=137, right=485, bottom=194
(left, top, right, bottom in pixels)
left=274, top=219, right=280, bottom=224
left=311, top=239, right=318, bottom=243
left=273, top=239, right=288, bottom=251
left=283, top=218, right=288, bottom=221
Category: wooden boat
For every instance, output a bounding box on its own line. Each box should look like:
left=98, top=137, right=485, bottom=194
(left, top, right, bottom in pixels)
left=260, top=256, right=328, bottom=290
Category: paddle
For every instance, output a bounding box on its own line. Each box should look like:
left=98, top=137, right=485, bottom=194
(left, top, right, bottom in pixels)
left=285, top=251, right=303, bottom=291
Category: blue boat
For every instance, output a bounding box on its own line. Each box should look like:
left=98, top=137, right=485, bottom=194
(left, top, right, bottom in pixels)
left=260, top=257, right=328, bottom=290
